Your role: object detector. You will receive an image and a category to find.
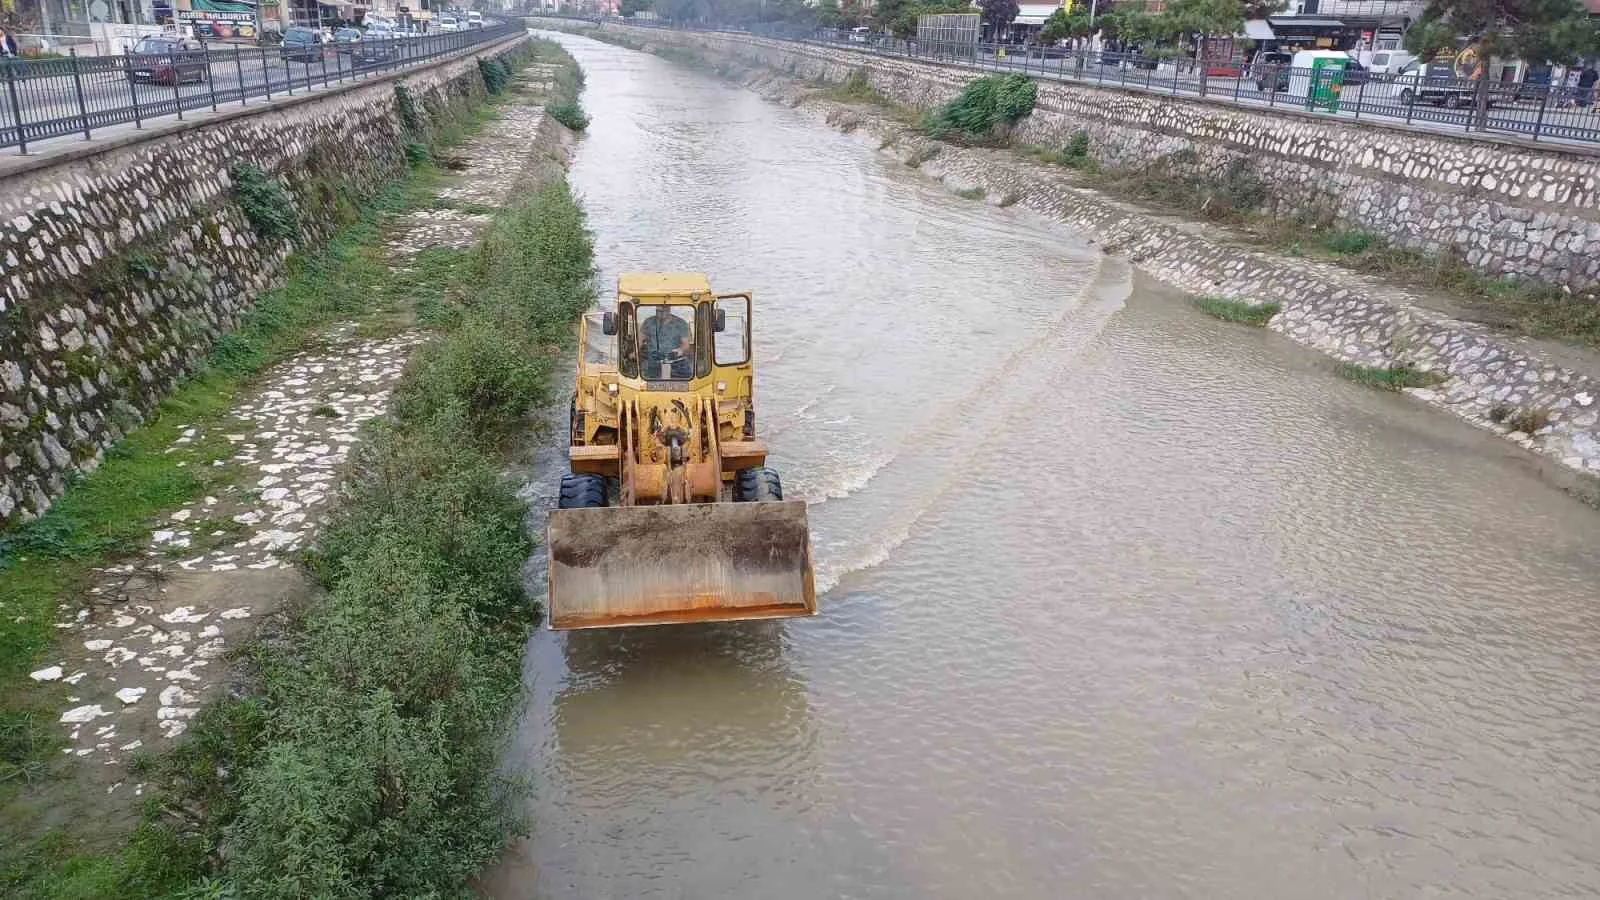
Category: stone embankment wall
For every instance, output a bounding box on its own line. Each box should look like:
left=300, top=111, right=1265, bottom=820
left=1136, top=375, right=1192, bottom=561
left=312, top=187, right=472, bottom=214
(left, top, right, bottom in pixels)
left=0, top=35, right=530, bottom=526
left=578, top=22, right=1600, bottom=295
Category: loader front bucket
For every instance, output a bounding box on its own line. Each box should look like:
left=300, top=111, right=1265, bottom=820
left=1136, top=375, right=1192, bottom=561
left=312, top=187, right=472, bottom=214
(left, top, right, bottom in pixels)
left=545, top=500, right=817, bottom=630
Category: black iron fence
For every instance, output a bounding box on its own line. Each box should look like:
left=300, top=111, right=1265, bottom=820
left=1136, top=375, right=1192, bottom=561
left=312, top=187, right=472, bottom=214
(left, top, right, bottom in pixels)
left=0, top=21, right=522, bottom=154
left=541, top=15, right=1600, bottom=147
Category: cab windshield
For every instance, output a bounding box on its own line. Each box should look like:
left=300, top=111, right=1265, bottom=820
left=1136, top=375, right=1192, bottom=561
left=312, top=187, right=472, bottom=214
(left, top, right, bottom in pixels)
left=634, top=304, right=697, bottom=380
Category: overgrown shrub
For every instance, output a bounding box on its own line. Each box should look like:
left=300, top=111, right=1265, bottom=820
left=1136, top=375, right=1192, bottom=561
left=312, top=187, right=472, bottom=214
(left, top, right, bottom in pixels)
left=479, top=56, right=512, bottom=95
left=1101, top=153, right=1266, bottom=222
left=230, top=163, right=299, bottom=242
left=397, top=320, right=548, bottom=440
left=403, top=141, right=431, bottom=167
left=548, top=101, right=590, bottom=131
left=394, top=83, right=423, bottom=134
left=925, top=74, right=1037, bottom=142
left=221, top=177, right=596, bottom=898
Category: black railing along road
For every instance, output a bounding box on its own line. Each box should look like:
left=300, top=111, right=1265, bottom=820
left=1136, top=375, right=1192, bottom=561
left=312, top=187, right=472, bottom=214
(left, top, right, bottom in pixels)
left=0, top=21, right=520, bottom=155
left=536, top=15, right=1600, bottom=148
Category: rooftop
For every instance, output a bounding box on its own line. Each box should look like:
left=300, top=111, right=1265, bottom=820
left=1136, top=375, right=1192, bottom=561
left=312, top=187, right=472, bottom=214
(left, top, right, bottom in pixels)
left=617, top=272, right=714, bottom=297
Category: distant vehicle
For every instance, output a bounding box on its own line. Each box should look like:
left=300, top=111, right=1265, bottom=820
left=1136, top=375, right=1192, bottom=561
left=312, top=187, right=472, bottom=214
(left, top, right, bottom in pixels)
left=1365, top=49, right=1414, bottom=78
left=437, top=16, right=461, bottom=32
left=849, top=26, right=869, bottom=43
left=1255, top=50, right=1349, bottom=95
left=1386, top=60, right=1489, bottom=108
left=126, top=37, right=208, bottom=85
left=1340, top=55, right=1370, bottom=86
left=334, top=27, right=362, bottom=44
left=466, top=10, right=484, bottom=27
left=351, top=34, right=401, bottom=67
left=281, top=26, right=323, bottom=63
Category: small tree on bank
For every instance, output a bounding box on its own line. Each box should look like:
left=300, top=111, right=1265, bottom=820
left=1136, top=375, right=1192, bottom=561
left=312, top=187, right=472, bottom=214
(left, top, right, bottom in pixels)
left=981, top=0, right=1021, bottom=40
left=1403, top=0, right=1600, bottom=66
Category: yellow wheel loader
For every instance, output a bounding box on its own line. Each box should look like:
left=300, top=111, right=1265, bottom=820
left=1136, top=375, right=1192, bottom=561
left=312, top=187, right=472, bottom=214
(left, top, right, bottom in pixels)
left=545, top=273, right=818, bottom=630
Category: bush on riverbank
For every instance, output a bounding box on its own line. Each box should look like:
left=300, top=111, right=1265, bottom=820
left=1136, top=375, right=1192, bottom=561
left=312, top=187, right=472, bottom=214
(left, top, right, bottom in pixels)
left=222, top=176, right=594, bottom=900
left=0, top=41, right=590, bottom=900
left=924, top=74, right=1036, bottom=142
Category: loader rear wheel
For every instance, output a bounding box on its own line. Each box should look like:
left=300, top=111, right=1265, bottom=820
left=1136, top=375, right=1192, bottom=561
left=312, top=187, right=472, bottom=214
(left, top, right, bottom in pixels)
left=735, top=467, right=783, bottom=502
left=558, top=474, right=607, bottom=509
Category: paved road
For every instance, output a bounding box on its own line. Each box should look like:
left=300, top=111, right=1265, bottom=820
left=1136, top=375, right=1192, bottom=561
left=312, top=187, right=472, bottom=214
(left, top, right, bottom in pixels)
left=0, top=27, right=516, bottom=149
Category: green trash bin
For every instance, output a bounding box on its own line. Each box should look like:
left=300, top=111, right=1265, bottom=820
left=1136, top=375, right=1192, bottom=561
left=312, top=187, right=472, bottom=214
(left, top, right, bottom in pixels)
left=1308, top=57, right=1347, bottom=112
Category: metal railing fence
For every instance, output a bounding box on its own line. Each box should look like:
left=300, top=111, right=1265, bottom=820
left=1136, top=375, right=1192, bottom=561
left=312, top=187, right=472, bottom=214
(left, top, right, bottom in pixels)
left=0, top=21, right=521, bottom=154
left=536, top=15, right=1600, bottom=147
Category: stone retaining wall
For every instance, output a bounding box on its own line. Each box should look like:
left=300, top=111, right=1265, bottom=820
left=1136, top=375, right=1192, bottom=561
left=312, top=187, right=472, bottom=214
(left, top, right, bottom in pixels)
left=0, top=36, right=531, bottom=526
left=578, top=22, right=1600, bottom=295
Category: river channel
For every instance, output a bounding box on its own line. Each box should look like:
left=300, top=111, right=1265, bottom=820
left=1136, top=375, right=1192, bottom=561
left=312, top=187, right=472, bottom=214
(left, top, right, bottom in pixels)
left=485, top=31, right=1600, bottom=899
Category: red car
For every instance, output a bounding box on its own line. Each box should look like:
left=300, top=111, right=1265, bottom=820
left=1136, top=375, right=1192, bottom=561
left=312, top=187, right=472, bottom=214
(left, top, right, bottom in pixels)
left=126, top=37, right=210, bottom=85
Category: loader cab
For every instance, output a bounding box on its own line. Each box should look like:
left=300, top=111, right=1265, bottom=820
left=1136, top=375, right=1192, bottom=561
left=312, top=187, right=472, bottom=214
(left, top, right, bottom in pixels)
left=573, top=273, right=760, bottom=473
left=602, top=283, right=750, bottom=389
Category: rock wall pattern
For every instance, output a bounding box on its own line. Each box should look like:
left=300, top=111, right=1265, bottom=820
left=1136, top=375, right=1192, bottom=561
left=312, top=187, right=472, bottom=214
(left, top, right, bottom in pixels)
left=0, top=36, right=531, bottom=526
left=587, top=22, right=1600, bottom=294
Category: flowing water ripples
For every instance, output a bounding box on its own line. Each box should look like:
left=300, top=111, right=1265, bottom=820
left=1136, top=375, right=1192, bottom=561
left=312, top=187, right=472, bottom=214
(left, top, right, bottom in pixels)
left=486, top=32, right=1600, bottom=900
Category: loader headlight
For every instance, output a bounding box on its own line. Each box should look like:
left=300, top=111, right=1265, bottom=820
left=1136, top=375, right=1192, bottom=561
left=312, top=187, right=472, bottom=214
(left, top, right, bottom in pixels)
left=607, top=383, right=618, bottom=394
left=716, top=381, right=727, bottom=393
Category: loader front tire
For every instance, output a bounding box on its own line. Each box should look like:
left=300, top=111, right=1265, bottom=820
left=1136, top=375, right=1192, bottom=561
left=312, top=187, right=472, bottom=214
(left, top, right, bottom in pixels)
left=558, top=474, right=608, bottom=509
left=735, top=467, right=783, bottom=502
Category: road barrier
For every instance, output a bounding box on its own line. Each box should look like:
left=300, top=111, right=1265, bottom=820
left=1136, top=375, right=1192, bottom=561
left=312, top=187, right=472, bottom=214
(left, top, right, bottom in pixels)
left=0, top=21, right=521, bottom=154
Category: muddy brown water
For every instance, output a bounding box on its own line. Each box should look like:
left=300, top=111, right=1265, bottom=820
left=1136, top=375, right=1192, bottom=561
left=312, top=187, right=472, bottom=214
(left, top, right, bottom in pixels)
left=486, top=32, right=1600, bottom=899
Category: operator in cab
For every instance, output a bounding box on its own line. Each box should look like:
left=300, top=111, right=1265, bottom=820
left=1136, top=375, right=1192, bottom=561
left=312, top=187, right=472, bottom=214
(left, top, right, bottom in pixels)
left=641, top=304, right=693, bottom=378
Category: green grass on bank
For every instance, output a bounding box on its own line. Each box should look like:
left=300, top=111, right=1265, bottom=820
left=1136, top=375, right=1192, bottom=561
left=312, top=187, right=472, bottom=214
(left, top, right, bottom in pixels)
left=1193, top=296, right=1281, bottom=326
left=1337, top=362, right=1445, bottom=391
left=1278, top=228, right=1600, bottom=349
left=0, top=41, right=582, bottom=900
left=219, top=178, right=594, bottom=899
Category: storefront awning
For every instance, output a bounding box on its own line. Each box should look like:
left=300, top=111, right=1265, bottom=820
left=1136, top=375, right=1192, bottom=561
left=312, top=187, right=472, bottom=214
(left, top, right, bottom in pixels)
left=1014, top=3, right=1061, bottom=26
left=1243, top=19, right=1274, bottom=40
left=1266, top=16, right=1346, bottom=29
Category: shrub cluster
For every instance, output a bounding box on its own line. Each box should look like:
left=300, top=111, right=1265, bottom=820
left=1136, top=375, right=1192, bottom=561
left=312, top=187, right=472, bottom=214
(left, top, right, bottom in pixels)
left=219, top=180, right=595, bottom=898
left=924, top=74, right=1037, bottom=141
left=230, top=163, right=299, bottom=243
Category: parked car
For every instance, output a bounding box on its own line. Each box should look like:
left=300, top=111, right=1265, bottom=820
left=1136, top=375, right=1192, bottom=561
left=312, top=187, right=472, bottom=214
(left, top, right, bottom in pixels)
left=1252, top=51, right=1292, bottom=91
left=281, top=26, right=323, bottom=63
left=437, top=16, right=461, bottom=32
left=1387, top=61, right=1489, bottom=109
left=126, top=37, right=209, bottom=85
left=1340, top=56, right=1370, bottom=86
left=351, top=34, right=401, bottom=68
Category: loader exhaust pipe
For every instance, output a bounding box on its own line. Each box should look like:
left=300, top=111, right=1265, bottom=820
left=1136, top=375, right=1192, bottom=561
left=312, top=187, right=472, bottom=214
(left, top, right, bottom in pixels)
left=545, top=500, right=818, bottom=630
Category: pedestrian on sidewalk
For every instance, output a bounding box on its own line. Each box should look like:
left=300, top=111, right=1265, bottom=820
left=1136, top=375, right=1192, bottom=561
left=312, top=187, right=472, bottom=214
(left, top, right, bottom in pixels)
left=0, top=29, right=18, bottom=58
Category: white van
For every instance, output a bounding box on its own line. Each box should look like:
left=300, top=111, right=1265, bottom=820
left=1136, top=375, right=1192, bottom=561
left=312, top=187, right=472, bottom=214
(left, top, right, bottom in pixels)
left=849, top=26, right=869, bottom=43
left=466, top=11, right=484, bottom=28
left=1366, top=49, right=1415, bottom=77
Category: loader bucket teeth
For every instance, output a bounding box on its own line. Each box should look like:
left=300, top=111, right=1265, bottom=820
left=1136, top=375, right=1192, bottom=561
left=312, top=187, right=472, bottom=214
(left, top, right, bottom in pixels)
left=546, top=501, right=817, bottom=630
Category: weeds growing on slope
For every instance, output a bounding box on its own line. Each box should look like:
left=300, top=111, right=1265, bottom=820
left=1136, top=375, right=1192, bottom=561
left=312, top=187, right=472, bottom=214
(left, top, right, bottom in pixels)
left=0, top=42, right=568, bottom=900
left=230, top=164, right=299, bottom=243
left=1337, top=363, right=1445, bottom=391
left=1193, top=296, right=1281, bottom=326
left=224, top=174, right=594, bottom=900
